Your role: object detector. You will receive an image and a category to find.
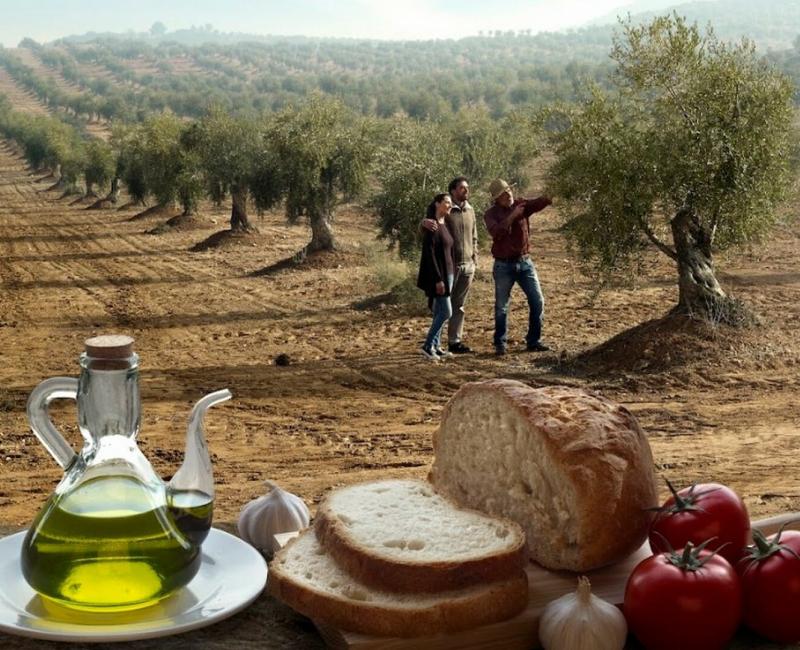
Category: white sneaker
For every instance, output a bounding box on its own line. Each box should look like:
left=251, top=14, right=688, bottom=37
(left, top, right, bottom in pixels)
left=436, top=348, right=453, bottom=358
left=421, top=346, right=441, bottom=361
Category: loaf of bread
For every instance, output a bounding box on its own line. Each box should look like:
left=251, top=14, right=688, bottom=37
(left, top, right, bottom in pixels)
left=314, top=478, right=526, bottom=592
left=429, top=379, right=657, bottom=572
left=268, top=528, right=529, bottom=637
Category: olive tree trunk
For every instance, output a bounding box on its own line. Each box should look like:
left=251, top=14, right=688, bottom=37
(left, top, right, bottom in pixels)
left=671, top=208, right=730, bottom=321
left=179, top=190, right=197, bottom=217
left=48, top=164, right=67, bottom=191
left=307, top=211, right=336, bottom=252
left=106, top=176, right=120, bottom=204
left=230, top=186, right=252, bottom=232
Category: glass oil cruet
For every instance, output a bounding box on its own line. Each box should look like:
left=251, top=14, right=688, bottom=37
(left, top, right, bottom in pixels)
left=20, top=335, right=232, bottom=612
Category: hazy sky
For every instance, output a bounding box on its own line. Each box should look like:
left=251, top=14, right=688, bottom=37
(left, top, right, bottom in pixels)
left=0, top=0, right=664, bottom=46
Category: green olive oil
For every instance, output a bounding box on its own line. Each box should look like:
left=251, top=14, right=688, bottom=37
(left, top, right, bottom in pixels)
left=21, top=475, right=203, bottom=612
left=167, top=489, right=213, bottom=546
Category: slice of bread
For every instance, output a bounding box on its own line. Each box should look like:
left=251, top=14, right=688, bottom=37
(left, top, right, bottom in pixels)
left=268, top=528, right=529, bottom=637
left=314, top=478, right=527, bottom=592
left=430, top=380, right=658, bottom=572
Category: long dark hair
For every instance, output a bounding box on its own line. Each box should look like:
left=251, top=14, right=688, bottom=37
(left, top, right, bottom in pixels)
left=426, top=192, right=449, bottom=219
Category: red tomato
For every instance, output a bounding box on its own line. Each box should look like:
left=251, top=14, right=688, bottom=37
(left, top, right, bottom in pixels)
left=649, top=481, right=750, bottom=565
left=624, top=544, right=742, bottom=650
left=737, top=528, right=800, bottom=643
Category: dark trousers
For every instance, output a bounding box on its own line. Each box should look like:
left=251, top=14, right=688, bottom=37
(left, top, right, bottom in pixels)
left=492, top=257, right=544, bottom=349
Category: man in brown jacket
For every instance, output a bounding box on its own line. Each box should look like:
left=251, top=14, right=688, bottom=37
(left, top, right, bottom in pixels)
left=421, top=176, right=478, bottom=353
left=484, top=178, right=552, bottom=355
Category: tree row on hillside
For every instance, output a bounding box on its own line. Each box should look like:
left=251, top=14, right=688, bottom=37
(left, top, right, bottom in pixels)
left=23, top=38, right=614, bottom=120
left=0, top=47, right=107, bottom=125
left=0, top=94, right=113, bottom=196
left=13, top=21, right=800, bottom=125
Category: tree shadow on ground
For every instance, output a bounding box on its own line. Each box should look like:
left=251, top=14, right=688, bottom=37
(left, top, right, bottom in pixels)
left=147, top=213, right=205, bottom=235
left=127, top=204, right=179, bottom=222
left=191, top=228, right=261, bottom=252
left=117, top=200, right=144, bottom=211
left=69, top=195, right=96, bottom=207
left=249, top=254, right=303, bottom=277
left=86, top=197, right=116, bottom=210
left=352, top=286, right=427, bottom=316
left=249, top=249, right=363, bottom=278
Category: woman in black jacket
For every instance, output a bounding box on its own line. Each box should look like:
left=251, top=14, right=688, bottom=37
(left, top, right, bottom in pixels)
left=417, top=193, right=456, bottom=360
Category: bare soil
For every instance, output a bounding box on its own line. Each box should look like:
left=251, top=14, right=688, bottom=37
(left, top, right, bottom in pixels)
left=1, top=135, right=799, bottom=649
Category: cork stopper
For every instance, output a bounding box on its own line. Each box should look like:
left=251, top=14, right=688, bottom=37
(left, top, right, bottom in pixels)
left=84, top=334, right=135, bottom=359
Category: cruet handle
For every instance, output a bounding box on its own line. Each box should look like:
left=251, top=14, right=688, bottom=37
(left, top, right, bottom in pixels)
left=26, top=377, right=79, bottom=469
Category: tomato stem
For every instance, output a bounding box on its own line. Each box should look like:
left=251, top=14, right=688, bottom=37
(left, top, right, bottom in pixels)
left=743, top=524, right=800, bottom=567
left=652, top=479, right=720, bottom=515
left=666, top=538, right=725, bottom=572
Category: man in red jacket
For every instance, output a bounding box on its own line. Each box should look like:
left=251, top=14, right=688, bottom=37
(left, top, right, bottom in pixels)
left=483, top=178, right=552, bottom=356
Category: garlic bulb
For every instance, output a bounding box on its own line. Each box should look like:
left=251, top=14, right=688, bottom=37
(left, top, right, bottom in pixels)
left=539, top=576, right=627, bottom=650
left=237, top=481, right=310, bottom=552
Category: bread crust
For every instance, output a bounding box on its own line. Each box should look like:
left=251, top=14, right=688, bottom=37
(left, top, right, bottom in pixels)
left=314, top=479, right=527, bottom=593
left=431, top=379, right=658, bottom=571
left=268, top=533, right=529, bottom=637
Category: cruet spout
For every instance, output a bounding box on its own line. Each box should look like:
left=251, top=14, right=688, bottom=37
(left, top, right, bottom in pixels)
left=168, top=389, right=232, bottom=499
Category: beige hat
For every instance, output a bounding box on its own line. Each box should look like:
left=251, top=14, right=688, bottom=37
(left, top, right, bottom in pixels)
left=489, top=178, right=513, bottom=200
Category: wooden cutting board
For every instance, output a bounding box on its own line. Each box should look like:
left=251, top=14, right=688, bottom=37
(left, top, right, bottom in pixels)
left=275, top=512, right=800, bottom=650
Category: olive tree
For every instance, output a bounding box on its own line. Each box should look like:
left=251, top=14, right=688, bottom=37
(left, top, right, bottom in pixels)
left=262, top=95, right=374, bottom=252
left=548, top=15, right=796, bottom=323
left=140, top=113, right=203, bottom=216
left=113, top=123, right=148, bottom=205
left=372, top=117, right=460, bottom=259
left=193, top=109, right=265, bottom=231
left=452, top=106, right=543, bottom=199
left=83, top=139, right=115, bottom=197
left=20, top=116, right=86, bottom=193
left=3, top=113, right=83, bottom=187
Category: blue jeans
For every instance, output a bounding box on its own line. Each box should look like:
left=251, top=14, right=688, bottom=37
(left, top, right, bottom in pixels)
left=424, top=274, right=454, bottom=351
left=493, top=257, right=544, bottom=349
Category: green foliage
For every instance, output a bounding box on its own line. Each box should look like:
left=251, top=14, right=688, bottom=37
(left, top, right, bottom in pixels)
left=368, top=245, right=415, bottom=294
left=138, top=113, right=203, bottom=214
left=192, top=108, right=264, bottom=205
left=0, top=99, right=86, bottom=188
left=373, top=109, right=544, bottom=260
left=548, top=14, right=796, bottom=281
left=5, top=8, right=800, bottom=127
left=263, top=94, right=374, bottom=246
left=453, top=106, right=544, bottom=205
left=23, top=32, right=615, bottom=122
left=112, top=122, right=148, bottom=203
left=83, top=139, right=115, bottom=193
left=372, top=117, right=460, bottom=259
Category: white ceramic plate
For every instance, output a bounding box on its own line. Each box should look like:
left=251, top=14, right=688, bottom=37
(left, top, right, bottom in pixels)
left=0, top=528, right=267, bottom=642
